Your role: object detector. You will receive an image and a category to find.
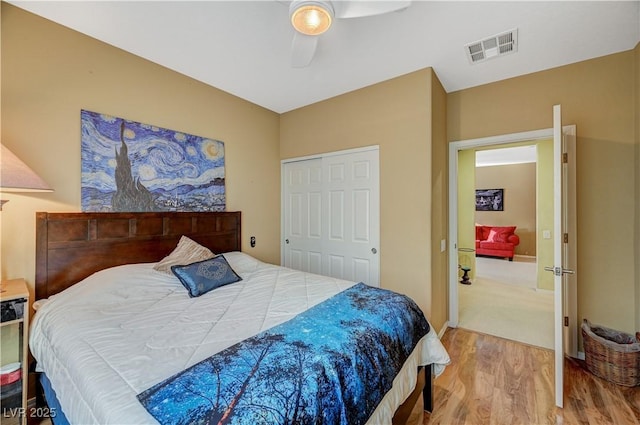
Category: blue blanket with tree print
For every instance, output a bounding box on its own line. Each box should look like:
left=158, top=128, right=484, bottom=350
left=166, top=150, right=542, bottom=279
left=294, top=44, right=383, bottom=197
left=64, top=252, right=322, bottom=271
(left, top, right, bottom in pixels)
left=137, top=283, right=430, bottom=425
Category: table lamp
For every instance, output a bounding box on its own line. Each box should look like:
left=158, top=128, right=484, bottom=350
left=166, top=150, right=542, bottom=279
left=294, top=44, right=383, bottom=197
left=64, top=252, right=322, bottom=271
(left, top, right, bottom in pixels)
left=0, top=143, right=53, bottom=210
left=0, top=144, right=53, bottom=292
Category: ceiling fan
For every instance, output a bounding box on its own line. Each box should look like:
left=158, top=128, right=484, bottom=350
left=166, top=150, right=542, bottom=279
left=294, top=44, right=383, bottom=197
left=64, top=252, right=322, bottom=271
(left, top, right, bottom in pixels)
left=287, top=0, right=412, bottom=68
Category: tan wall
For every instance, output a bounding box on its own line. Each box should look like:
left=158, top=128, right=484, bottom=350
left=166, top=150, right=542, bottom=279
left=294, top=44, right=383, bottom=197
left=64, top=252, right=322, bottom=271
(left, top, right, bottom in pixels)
left=475, top=163, right=536, bottom=256
left=0, top=5, right=282, bottom=299
left=635, top=42, right=640, bottom=331
left=280, top=69, right=445, bottom=330
left=430, top=71, right=448, bottom=332
left=448, top=50, right=637, bottom=334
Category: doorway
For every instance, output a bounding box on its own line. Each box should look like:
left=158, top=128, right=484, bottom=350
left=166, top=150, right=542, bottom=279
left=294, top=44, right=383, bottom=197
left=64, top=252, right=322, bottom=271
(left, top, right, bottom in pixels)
left=457, top=145, right=554, bottom=349
left=448, top=129, right=562, bottom=339
left=450, top=112, right=577, bottom=408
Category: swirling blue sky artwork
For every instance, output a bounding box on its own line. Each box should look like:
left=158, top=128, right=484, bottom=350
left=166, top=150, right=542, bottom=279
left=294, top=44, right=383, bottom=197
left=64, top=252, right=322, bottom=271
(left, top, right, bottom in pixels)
left=81, top=110, right=225, bottom=212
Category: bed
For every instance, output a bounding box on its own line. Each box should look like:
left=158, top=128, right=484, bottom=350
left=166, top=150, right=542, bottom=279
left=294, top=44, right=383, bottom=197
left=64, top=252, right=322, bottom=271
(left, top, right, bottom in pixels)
left=31, top=211, right=450, bottom=425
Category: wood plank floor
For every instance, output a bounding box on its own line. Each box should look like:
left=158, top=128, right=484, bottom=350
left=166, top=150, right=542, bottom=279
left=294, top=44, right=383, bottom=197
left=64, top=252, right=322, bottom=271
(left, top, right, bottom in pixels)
left=424, top=327, right=640, bottom=425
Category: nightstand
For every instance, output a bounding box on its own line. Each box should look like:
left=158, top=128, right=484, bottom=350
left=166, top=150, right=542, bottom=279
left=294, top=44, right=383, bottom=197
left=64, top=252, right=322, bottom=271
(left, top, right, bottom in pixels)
left=1, top=279, right=29, bottom=425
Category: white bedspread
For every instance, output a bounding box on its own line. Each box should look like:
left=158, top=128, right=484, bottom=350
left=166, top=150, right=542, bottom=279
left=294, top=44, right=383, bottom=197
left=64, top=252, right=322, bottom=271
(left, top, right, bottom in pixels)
left=30, top=252, right=450, bottom=424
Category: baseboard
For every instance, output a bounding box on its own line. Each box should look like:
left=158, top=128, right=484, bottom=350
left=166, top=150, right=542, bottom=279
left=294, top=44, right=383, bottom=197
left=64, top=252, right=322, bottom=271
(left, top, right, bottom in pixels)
left=437, top=321, right=449, bottom=339
left=535, top=288, right=554, bottom=294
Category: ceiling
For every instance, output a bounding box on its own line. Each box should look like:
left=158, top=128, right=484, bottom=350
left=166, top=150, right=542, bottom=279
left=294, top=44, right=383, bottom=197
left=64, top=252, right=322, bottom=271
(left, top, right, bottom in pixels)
left=7, top=1, right=640, bottom=114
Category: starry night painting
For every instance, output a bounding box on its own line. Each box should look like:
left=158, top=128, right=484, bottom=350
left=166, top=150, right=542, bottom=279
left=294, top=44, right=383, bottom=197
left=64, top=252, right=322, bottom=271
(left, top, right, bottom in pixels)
left=81, top=110, right=225, bottom=212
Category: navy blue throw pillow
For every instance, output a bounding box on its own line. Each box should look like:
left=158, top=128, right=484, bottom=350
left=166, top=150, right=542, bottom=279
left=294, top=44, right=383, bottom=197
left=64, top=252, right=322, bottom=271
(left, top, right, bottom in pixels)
left=171, top=255, right=242, bottom=297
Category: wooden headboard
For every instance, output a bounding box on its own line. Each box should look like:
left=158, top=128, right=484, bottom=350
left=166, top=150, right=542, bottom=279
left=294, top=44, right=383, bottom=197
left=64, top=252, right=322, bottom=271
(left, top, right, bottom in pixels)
left=35, top=211, right=241, bottom=300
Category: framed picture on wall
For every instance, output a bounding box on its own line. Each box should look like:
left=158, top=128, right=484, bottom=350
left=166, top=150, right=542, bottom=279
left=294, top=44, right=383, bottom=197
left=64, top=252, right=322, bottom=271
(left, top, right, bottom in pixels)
left=80, top=109, right=226, bottom=212
left=475, top=188, right=504, bottom=211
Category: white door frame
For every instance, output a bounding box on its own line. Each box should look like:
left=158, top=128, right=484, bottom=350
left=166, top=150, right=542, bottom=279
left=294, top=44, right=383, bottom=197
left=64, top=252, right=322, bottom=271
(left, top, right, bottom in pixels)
left=448, top=127, right=577, bottom=329
left=448, top=128, right=555, bottom=327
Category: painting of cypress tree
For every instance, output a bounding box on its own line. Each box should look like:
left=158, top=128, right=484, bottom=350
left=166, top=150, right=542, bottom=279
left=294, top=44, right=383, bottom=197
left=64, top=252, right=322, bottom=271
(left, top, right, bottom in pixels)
left=111, top=122, right=156, bottom=211
left=81, top=109, right=226, bottom=212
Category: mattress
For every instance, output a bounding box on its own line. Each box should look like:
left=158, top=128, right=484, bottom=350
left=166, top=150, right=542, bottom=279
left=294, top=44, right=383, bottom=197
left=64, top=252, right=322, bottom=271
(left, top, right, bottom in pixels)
left=30, top=251, right=450, bottom=424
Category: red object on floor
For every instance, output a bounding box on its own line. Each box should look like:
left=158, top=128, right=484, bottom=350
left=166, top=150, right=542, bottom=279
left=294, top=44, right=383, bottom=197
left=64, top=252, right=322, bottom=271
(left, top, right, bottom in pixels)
left=475, top=225, right=520, bottom=261
left=0, top=368, right=21, bottom=386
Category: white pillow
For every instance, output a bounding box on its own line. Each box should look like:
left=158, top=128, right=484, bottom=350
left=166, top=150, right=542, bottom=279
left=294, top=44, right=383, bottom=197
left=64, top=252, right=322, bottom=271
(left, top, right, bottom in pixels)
left=153, top=236, right=215, bottom=274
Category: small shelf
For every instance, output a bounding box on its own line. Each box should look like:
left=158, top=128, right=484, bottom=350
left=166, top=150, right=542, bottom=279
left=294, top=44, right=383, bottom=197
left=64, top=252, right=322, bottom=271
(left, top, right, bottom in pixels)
left=0, top=318, right=24, bottom=328
left=0, top=279, right=29, bottom=425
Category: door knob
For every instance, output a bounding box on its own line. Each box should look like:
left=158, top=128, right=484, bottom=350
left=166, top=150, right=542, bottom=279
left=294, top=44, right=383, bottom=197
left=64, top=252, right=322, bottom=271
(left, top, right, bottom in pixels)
left=371, top=248, right=377, bottom=254
left=544, top=266, right=575, bottom=276
left=285, top=239, right=290, bottom=244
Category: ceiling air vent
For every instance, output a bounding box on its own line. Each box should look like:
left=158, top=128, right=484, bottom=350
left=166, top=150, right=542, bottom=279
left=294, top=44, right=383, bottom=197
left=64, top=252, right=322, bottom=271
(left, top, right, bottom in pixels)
left=465, top=28, right=518, bottom=64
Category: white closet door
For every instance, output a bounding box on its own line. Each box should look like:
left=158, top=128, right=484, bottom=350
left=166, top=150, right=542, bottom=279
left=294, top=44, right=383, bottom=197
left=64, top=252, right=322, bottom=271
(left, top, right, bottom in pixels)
left=282, top=148, right=380, bottom=286
left=283, top=158, right=324, bottom=275
left=322, top=150, right=379, bottom=285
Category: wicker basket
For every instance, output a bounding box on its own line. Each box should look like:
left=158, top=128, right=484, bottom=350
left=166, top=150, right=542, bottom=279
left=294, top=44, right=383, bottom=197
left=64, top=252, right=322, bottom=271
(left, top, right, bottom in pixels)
left=582, top=319, right=640, bottom=387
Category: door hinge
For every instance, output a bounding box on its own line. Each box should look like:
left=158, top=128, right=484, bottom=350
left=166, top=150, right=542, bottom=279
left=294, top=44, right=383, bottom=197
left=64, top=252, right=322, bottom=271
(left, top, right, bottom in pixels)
left=562, top=152, right=568, bottom=163
left=564, top=316, right=569, bottom=327
left=563, top=233, right=569, bottom=243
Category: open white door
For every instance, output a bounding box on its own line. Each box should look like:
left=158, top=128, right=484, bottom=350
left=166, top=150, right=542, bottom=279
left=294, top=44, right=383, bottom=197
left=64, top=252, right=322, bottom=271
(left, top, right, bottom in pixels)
left=548, top=104, right=577, bottom=408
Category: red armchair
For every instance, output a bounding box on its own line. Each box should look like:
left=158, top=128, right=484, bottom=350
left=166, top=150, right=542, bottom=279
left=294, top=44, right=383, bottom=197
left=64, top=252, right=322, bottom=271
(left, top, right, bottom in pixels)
left=475, top=225, right=520, bottom=261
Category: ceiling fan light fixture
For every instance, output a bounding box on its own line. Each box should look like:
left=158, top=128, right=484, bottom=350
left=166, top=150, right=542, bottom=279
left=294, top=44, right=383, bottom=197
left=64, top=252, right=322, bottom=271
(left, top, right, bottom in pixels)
left=290, top=1, right=333, bottom=36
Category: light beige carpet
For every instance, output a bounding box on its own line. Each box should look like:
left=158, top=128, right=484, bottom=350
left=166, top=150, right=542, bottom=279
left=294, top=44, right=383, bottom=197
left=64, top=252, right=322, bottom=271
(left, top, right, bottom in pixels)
left=474, top=255, right=537, bottom=288
left=458, top=256, right=554, bottom=349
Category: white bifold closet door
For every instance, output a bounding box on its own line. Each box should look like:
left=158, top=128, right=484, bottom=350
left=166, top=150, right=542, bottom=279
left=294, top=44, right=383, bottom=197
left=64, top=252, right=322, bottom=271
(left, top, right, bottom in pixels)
left=282, top=148, right=380, bottom=287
